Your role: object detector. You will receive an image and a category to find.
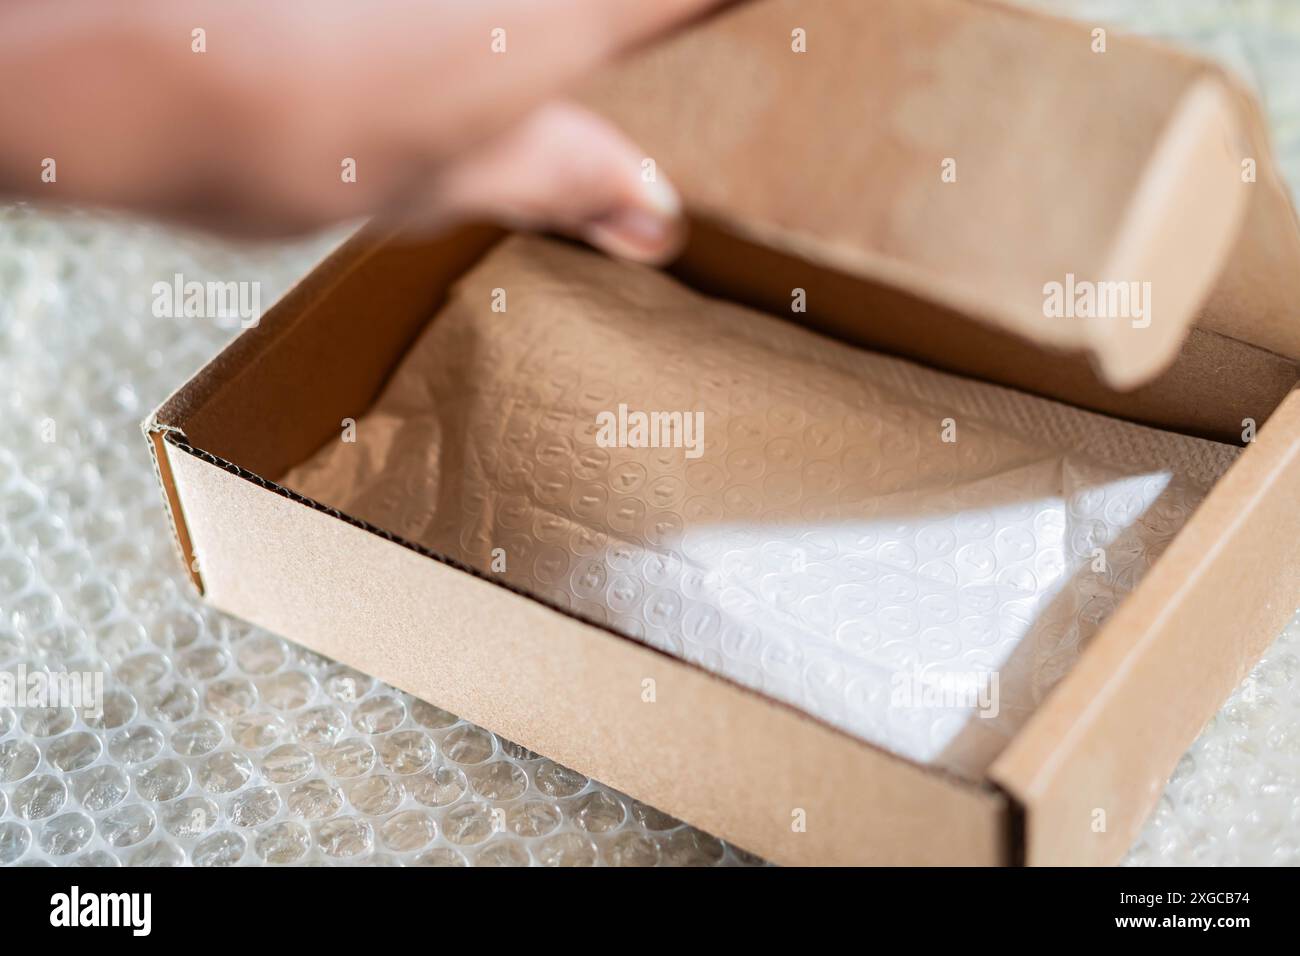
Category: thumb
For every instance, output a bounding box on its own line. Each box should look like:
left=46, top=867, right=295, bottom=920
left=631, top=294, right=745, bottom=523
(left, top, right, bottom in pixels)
left=412, top=101, right=685, bottom=265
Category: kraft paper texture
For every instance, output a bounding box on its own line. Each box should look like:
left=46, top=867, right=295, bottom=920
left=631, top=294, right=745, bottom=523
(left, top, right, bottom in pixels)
left=281, top=236, right=1240, bottom=776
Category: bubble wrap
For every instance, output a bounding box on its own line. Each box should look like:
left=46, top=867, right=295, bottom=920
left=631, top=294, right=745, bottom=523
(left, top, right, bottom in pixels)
left=281, top=235, right=1238, bottom=778
left=0, top=214, right=757, bottom=867
left=2, top=0, right=1300, bottom=866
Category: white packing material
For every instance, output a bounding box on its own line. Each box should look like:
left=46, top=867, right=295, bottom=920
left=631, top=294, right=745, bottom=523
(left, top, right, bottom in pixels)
left=281, top=236, right=1240, bottom=777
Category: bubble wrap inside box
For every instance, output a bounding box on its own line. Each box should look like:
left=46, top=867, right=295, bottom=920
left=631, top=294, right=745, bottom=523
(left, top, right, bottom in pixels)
left=281, top=235, right=1239, bottom=779
left=2, top=0, right=1300, bottom=866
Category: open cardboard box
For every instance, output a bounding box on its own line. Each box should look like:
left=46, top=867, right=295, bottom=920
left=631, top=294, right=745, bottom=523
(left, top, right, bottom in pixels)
left=144, top=0, right=1300, bottom=865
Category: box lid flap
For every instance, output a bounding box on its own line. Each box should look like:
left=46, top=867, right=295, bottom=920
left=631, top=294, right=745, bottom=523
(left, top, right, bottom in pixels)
left=582, top=0, right=1300, bottom=389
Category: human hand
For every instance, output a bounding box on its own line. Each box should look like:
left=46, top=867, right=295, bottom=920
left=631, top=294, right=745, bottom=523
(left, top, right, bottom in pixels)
left=0, top=0, right=727, bottom=262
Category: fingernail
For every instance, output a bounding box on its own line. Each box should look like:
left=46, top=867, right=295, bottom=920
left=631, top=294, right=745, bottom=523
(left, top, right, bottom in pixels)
left=585, top=178, right=684, bottom=265
left=638, top=176, right=681, bottom=218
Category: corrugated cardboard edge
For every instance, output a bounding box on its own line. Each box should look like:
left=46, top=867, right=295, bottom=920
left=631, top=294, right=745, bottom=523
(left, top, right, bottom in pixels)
left=991, top=387, right=1300, bottom=865
left=140, top=224, right=405, bottom=596
left=158, top=431, right=1014, bottom=865
left=141, top=419, right=203, bottom=595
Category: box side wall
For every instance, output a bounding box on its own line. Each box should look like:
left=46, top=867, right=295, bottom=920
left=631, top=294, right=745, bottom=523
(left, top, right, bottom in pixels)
left=1195, top=78, right=1300, bottom=362
left=156, top=213, right=1296, bottom=454
left=992, top=388, right=1300, bottom=865
left=157, top=225, right=502, bottom=483
left=675, top=220, right=1296, bottom=443
left=162, top=439, right=1009, bottom=866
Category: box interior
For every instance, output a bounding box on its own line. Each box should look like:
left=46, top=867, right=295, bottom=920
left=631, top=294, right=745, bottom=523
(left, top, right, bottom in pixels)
left=272, top=232, right=1253, bottom=780
left=146, top=0, right=1300, bottom=865
left=149, top=208, right=1300, bottom=864
left=156, top=219, right=1291, bottom=776
left=166, top=219, right=1297, bottom=480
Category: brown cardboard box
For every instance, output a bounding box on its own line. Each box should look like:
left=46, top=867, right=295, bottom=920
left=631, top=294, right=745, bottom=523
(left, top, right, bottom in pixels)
left=144, top=0, right=1300, bottom=865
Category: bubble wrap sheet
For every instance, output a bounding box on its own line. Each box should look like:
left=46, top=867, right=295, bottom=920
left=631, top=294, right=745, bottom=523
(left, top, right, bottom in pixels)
left=281, top=235, right=1238, bottom=779
left=2, top=0, right=1300, bottom=866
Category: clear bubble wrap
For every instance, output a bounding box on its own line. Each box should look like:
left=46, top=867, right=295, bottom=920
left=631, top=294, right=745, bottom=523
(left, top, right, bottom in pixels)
left=3, top=0, right=1300, bottom=866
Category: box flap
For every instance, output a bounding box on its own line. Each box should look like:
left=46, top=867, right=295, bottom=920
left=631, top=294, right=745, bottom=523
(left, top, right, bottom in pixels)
left=582, top=0, right=1300, bottom=389
left=989, top=387, right=1300, bottom=865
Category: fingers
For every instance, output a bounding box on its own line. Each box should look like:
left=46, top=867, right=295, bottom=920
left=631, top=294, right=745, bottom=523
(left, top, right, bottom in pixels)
left=416, top=102, right=684, bottom=265
left=0, top=1, right=724, bottom=240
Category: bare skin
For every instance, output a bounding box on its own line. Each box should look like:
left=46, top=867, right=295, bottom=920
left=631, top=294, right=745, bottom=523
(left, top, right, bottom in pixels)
left=0, top=0, right=726, bottom=261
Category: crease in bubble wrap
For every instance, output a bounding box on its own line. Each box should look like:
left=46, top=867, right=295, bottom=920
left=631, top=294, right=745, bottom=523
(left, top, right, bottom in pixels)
left=281, top=235, right=1241, bottom=778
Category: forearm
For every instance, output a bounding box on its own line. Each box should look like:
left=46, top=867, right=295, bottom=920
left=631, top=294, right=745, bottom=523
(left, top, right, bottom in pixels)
left=0, top=0, right=724, bottom=235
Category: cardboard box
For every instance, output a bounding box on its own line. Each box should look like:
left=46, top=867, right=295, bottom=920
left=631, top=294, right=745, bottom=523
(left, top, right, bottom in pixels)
left=144, top=0, right=1300, bottom=865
